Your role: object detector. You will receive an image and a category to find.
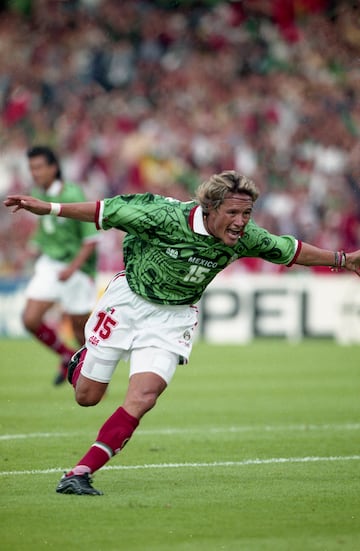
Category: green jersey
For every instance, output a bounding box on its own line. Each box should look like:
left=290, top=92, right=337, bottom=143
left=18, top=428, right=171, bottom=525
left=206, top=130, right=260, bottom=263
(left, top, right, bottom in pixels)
left=32, top=182, right=98, bottom=277
left=96, top=193, right=298, bottom=305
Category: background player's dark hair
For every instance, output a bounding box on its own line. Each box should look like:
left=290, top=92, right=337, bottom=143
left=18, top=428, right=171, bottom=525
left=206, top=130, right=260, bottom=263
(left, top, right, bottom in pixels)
left=27, top=145, right=62, bottom=180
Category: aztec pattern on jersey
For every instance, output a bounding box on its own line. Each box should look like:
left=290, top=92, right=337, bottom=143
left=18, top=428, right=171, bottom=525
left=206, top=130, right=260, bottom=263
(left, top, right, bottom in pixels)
left=99, top=193, right=297, bottom=305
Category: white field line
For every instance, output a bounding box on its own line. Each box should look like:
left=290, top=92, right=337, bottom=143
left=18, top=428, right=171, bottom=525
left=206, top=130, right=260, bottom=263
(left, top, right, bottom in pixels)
left=1, top=422, right=360, bottom=441
left=1, top=455, right=360, bottom=477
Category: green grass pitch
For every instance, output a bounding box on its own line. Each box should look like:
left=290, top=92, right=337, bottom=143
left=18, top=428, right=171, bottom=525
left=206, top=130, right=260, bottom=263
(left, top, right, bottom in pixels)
left=1, top=338, right=359, bottom=550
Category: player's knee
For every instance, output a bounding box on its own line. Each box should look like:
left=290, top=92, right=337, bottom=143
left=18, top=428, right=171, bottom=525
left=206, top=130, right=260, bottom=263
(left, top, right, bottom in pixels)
left=74, top=375, right=108, bottom=406
left=127, top=389, right=159, bottom=416
left=22, top=311, right=38, bottom=333
left=139, top=390, right=159, bottom=412
left=75, top=388, right=102, bottom=407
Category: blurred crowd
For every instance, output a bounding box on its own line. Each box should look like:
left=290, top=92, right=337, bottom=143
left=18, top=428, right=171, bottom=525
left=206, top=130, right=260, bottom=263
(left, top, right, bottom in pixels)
left=1, top=0, right=360, bottom=275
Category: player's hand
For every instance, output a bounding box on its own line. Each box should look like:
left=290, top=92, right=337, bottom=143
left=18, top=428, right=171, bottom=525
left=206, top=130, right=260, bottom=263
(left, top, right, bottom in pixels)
left=58, top=267, right=75, bottom=282
left=3, top=195, right=51, bottom=215
left=345, top=251, right=360, bottom=277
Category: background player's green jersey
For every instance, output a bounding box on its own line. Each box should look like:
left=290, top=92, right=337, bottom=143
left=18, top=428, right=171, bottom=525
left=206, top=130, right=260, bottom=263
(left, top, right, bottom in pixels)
left=97, top=193, right=298, bottom=305
left=32, top=182, right=98, bottom=277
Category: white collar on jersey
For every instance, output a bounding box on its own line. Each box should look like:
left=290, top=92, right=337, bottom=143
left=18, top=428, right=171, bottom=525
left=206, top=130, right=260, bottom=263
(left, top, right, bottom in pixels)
left=193, top=205, right=211, bottom=236
left=46, top=179, right=63, bottom=197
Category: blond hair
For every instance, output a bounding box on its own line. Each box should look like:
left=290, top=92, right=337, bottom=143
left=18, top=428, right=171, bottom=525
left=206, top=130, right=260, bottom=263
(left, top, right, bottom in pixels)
left=195, top=170, right=259, bottom=213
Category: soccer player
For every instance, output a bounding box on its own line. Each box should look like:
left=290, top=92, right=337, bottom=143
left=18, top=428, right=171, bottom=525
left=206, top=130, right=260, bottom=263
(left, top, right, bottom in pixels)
left=4, top=170, right=360, bottom=494
left=20, top=146, right=99, bottom=385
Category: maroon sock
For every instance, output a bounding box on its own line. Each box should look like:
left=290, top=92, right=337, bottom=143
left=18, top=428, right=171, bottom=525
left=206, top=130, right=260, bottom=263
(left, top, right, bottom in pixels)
left=33, top=322, right=74, bottom=359
left=68, top=407, right=139, bottom=475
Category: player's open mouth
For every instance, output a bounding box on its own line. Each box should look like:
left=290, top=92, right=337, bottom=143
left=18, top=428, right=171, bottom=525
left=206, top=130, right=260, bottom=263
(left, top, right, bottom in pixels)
left=227, top=228, right=242, bottom=239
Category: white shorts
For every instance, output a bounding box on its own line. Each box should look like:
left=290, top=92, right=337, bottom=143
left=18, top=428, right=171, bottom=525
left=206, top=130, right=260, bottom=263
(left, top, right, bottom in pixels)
left=81, top=346, right=181, bottom=386
left=82, top=272, right=199, bottom=384
left=25, top=255, right=97, bottom=315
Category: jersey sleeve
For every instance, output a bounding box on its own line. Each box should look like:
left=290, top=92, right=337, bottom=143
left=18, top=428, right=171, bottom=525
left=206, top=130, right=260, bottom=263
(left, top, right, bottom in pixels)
left=240, top=220, right=299, bottom=266
left=97, top=193, right=170, bottom=236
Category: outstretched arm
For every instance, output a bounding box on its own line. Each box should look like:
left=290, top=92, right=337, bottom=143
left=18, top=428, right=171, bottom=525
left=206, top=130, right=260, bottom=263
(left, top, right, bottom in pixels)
left=296, top=242, right=360, bottom=277
left=4, top=195, right=97, bottom=222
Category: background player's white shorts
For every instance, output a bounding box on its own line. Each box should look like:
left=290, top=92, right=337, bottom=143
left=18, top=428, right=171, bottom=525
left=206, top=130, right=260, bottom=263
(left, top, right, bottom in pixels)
left=82, top=272, right=199, bottom=384
left=25, top=255, right=97, bottom=315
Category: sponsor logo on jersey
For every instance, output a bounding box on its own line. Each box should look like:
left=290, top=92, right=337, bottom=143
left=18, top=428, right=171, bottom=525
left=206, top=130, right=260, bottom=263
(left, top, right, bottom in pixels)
left=89, top=335, right=99, bottom=346
left=166, top=247, right=179, bottom=259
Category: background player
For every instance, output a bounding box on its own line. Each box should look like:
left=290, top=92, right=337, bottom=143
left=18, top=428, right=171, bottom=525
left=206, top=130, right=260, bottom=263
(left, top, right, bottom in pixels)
left=21, top=145, right=99, bottom=384
left=4, top=170, right=360, bottom=493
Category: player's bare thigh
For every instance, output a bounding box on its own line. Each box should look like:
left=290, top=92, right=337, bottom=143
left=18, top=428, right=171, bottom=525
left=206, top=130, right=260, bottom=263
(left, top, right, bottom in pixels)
left=74, top=348, right=118, bottom=406
left=74, top=370, right=167, bottom=416
left=121, top=347, right=178, bottom=418
left=22, top=298, right=55, bottom=331
left=75, top=346, right=177, bottom=413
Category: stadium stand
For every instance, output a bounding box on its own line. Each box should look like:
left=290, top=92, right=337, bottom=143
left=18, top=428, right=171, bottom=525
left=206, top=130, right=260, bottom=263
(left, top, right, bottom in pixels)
left=0, top=0, right=359, bottom=274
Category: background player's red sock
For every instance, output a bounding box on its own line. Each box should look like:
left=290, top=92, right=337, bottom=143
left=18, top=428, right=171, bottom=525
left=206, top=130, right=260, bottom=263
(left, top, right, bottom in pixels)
left=33, top=322, right=74, bottom=360
left=68, top=407, right=139, bottom=475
